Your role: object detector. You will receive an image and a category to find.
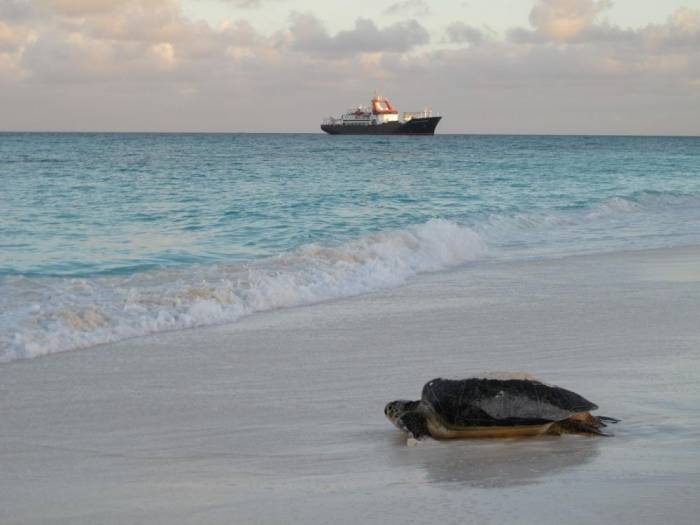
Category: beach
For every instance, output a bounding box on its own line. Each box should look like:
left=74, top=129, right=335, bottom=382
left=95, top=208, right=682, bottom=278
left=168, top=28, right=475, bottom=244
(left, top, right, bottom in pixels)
left=2, top=244, right=699, bottom=524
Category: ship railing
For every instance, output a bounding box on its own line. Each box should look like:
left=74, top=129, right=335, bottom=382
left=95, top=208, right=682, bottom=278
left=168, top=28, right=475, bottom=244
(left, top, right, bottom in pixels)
left=323, top=117, right=372, bottom=125
left=402, top=109, right=437, bottom=120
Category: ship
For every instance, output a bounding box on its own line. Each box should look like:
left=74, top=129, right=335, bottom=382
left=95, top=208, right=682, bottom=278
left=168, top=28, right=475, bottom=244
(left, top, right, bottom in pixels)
left=321, top=95, right=441, bottom=135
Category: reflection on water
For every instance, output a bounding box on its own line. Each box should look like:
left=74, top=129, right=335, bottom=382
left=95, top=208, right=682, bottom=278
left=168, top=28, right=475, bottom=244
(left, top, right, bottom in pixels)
left=388, top=435, right=600, bottom=489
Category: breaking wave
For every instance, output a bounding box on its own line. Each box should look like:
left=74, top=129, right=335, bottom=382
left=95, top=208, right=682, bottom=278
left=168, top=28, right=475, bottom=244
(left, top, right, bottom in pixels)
left=0, top=220, right=485, bottom=362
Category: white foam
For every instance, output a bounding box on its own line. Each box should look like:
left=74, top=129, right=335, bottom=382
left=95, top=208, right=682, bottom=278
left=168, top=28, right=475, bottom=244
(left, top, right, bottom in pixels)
left=0, top=219, right=486, bottom=362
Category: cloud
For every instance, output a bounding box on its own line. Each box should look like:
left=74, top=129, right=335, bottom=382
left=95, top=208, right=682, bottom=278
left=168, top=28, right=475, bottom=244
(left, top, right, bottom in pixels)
left=0, top=1, right=36, bottom=21
left=445, top=22, right=487, bottom=45
left=443, top=6, right=700, bottom=82
left=220, top=0, right=283, bottom=9
left=508, top=0, right=700, bottom=55
left=528, top=0, right=612, bottom=41
left=0, top=14, right=36, bottom=79
left=289, top=12, right=430, bottom=57
left=1, top=1, right=430, bottom=92
left=37, top=0, right=126, bottom=16
left=671, top=7, right=700, bottom=32
left=0, top=20, right=33, bottom=52
left=383, top=0, right=430, bottom=17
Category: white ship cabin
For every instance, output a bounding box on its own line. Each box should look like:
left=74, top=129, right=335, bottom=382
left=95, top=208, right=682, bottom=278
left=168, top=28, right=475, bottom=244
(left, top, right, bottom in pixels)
left=322, top=96, right=434, bottom=126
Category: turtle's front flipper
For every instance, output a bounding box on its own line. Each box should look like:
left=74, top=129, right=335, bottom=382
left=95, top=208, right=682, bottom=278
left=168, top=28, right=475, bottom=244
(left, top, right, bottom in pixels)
left=397, top=411, right=431, bottom=440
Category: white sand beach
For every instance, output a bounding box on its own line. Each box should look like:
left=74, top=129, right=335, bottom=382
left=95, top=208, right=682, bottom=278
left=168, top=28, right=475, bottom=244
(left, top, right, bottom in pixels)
left=2, top=246, right=699, bottom=524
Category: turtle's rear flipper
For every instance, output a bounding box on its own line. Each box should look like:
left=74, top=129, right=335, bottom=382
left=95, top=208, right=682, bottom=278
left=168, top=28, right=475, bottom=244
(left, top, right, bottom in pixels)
left=550, top=418, right=613, bottom=436
left=397, top=411, right=431, bottom=440
left=570, top=411, right=620, bottom=429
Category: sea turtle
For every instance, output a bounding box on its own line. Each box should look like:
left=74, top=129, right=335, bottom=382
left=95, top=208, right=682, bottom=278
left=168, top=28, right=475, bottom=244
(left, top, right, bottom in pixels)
left=385, top=375, right=618, bottom=441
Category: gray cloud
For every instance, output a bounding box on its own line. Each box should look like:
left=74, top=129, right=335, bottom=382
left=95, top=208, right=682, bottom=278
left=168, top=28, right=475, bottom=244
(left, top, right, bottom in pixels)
left=0, top=1, right=36, bottom=21
left=383, top=0, right=430, bottom=17
left=509, top=1, right=700, bottom=54
left=289, top=13, right=430, bottom=57
left=36, top=0, right=125, bottom=16
left=445, top=22, right=486, bottom=45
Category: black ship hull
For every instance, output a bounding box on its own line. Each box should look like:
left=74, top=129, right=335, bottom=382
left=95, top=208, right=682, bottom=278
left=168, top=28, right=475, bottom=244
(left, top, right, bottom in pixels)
left=321, top=116, right=441, bottom=135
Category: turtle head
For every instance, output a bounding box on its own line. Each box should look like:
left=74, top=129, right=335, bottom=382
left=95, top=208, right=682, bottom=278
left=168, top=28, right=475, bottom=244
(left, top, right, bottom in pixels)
left=384, top=400, right=420, bottom=428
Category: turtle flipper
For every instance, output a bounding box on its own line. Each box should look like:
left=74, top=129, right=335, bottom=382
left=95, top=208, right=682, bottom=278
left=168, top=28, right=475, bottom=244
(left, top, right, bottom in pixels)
left=397, top=411, right=431, bottom=440
left=549, top=418, right=613, bottom=436
left=597, top=415, right=620, bottom=424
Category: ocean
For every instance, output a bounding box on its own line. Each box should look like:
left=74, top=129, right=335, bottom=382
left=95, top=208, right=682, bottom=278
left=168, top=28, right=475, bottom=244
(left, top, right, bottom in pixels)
left=1, top=133, right=699, bottom=362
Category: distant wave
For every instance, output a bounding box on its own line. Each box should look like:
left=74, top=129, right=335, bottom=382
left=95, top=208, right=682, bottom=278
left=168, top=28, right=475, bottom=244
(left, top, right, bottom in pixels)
left=480, top=191, right=700, bottom=229
left=471, top=191, right=700, bottom=255
left=587, top=191, right=700, bottom=217
left=0, top=220, right=485, bottom=362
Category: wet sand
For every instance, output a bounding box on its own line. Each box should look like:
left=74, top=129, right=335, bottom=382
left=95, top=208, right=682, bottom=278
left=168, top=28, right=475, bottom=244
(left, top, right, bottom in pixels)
left=1, top=246, right=699, bottom=524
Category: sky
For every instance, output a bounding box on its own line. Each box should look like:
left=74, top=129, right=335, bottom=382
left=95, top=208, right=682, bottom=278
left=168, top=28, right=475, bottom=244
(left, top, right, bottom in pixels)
left=1, top=0, right=699, bottom=134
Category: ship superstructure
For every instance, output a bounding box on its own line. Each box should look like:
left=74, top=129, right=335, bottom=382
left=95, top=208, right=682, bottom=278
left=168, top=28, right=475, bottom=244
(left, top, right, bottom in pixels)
left=321, top=95, right=441, bottom=135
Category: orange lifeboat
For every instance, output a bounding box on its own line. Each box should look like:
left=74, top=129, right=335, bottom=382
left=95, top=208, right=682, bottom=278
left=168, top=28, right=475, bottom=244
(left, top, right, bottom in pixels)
left=371, top=96, right=398, bottom=115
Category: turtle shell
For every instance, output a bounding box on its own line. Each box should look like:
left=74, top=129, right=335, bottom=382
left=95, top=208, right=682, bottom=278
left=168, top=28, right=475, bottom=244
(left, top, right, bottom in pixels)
left=421, top=377, right=598, bottom=428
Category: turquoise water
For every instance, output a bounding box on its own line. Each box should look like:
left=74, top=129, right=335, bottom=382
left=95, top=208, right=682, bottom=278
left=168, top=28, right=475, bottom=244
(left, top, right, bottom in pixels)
left=1, top=133, right=699, bottom=361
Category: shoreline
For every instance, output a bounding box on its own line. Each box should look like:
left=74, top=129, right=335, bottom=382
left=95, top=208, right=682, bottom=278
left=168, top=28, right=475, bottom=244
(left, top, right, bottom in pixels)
left=2, top=244, right=699, bottom=524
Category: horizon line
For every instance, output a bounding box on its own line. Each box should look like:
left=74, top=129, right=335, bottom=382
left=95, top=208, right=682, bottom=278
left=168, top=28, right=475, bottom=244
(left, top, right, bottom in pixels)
left=1, top=131, right=699, bottom=138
